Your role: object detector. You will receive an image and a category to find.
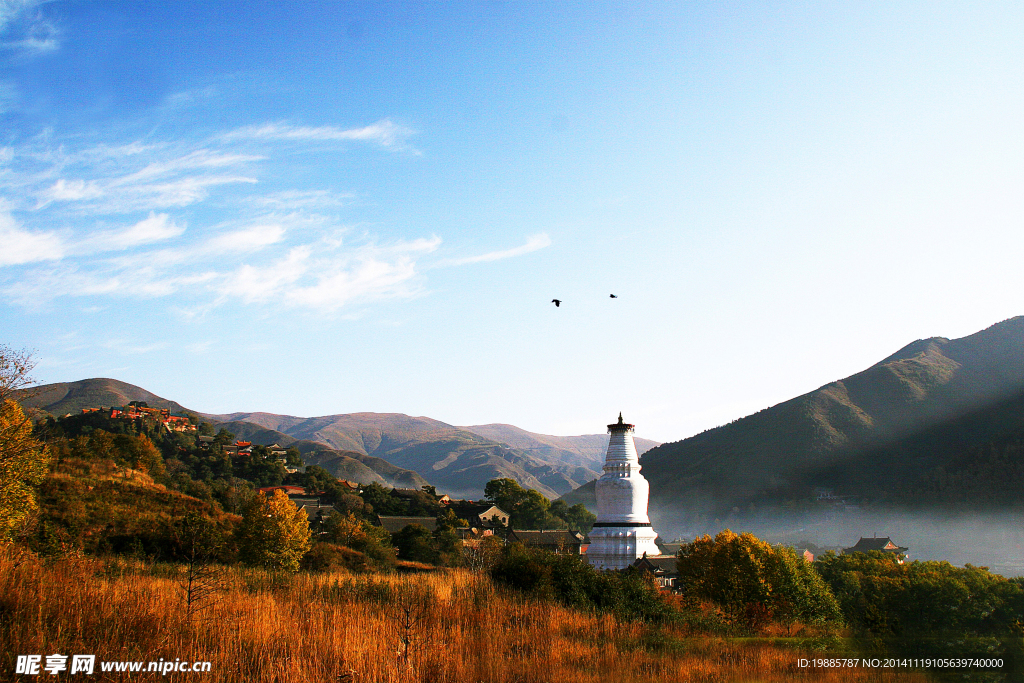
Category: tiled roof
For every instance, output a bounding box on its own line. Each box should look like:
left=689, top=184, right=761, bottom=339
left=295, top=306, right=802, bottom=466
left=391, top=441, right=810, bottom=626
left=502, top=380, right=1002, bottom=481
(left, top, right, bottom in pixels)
left=844, top=537, right=908, bottom=553
left=509, top=530, right=583, bottom=546
left=631, top=555, right=679, bottom=574
left=377, top=516, right=438, bottom=533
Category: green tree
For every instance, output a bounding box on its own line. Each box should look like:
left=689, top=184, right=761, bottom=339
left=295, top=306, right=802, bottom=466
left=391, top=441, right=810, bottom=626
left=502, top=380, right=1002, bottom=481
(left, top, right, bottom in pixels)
left=815, top=551, right=1024, bottom=638
left=237, top=490, right=311, bottom=572
left=393, top=523, right=437, bottom=563
left=115, top=433, right=166, bottom=480
left=549, top=500, right=596, bottom=533
left=490, top=543, right=673, bottom=622
left=484, top=477, right=564, bottom=529
left=484, top=477, right=523, bottom=514
left=359, top=482, right=407, bottom=515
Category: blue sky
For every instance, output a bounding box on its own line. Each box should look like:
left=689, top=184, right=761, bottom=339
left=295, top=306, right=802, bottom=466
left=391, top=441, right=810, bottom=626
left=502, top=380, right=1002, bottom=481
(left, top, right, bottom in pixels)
left=3, top=1, right=1024, bottom=442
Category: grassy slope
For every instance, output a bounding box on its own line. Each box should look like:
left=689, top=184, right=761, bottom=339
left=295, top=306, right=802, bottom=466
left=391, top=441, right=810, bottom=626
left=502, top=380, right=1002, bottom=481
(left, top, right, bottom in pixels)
left=0, top=553, right=930, bottom=683
left=36, top=457, right=235, bottom=554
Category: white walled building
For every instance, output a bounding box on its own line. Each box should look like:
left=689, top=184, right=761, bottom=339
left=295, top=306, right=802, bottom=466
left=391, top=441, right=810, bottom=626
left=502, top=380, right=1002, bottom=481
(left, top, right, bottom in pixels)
left=585, top=414, right=662, bottom=570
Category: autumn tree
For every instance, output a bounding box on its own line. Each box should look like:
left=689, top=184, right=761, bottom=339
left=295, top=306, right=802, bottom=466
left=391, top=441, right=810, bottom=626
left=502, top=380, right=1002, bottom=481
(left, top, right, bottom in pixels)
left=676, top=529, right=841, bottom=627
left=0, top=346, right=50, bottom=542
left=237, top=490, right=311, bottom=572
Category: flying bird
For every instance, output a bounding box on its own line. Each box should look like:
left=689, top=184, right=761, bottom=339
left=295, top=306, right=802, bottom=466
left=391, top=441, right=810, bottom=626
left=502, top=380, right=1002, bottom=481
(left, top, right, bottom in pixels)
left=609, top=294, right=617, bottom=298
left=551, top=299, right=561, bottom=307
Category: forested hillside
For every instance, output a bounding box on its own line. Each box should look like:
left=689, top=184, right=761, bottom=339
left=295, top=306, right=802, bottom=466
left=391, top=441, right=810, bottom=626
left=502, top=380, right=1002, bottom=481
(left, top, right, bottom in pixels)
left=638, top=317, right=1024, bottom=516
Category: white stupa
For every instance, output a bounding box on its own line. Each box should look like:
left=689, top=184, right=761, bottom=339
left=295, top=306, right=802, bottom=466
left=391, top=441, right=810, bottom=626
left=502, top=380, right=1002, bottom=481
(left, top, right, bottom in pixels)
left=585, top=413, right=662, bottom=570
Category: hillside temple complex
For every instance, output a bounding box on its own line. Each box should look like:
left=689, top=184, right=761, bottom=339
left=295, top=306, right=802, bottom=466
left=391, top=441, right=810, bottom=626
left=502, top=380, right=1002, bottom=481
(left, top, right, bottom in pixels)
left=585, top=414, right=664, bottom=569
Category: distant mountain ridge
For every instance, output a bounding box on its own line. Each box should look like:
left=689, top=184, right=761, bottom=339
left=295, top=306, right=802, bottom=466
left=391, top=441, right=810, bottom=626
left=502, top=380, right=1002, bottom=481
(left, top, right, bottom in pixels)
left=20, top=378, right=191, bottom=417
left=17, top=378, right=660, bottom=499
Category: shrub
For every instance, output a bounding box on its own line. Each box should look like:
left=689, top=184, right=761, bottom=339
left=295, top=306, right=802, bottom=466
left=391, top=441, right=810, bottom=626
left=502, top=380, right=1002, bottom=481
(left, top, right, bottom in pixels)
left=301, top=542, right=369, bottom=573
left=490, top=544, right=674, bottom=622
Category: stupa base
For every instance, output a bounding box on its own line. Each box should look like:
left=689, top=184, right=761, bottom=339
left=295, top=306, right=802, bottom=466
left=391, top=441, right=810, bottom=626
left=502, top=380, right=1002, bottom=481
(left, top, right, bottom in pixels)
left=585, top=525, right=661, bottom=570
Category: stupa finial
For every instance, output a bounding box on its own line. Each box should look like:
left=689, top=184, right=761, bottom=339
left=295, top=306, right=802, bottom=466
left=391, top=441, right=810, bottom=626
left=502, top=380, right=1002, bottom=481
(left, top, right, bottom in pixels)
left=617, top=412, right=623, bottom=425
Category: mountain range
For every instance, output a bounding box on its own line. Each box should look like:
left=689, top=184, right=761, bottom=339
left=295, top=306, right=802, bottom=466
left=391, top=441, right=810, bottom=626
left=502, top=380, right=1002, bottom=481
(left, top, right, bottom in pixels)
left=18, top=379, right=658, bottom=499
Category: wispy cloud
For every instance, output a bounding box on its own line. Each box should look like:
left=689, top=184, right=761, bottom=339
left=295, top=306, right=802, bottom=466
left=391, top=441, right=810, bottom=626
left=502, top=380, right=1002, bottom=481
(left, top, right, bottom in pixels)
left=0, top=79, right=18, bottom=113
left=0, top=0, right=59, bottom=56
left=441, top=233, right=552, bottom=266
left=0, top=116, right=442, bottom=314
left=33, top=148, right=264, bottom=213
left=73, top=213, right=186, bottom=254
left=223, top=119, right=418, bottom=152
left=251, top=189, right=352, bottom=211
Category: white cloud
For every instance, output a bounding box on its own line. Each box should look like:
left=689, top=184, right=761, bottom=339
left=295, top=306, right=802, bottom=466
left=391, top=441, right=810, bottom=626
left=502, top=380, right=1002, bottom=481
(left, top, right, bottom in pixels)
left=41, top=178, right=104, bottom=202
left=112, top=149, right=264, bottom=185
left=113, top=174, right=258, bottom=211
left=224, top=119, right=417, bottom=151
left=4, top=261, right=218, bottom=305
left=0, top=211, right=63, bottom=265
left=443, top=233, right=552, bottom=266
left=215, top=236, right=440, bottom=310
left=218, top=246, right=311, bottom=303
left=206, top=224, right=286, bottom=252
left=284, top=256, right=419, bottom=308
left=119, top=212, right=185, bottom=245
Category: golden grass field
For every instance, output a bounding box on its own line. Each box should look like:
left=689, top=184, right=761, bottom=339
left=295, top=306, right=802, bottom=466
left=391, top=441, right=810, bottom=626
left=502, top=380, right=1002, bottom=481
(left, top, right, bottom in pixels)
left=0, top=546, right=933, bottom=683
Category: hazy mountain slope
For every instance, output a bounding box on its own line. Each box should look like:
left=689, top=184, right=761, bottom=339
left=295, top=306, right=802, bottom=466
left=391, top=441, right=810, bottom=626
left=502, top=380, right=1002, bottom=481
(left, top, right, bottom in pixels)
left=195, top=422, right=430, bottom=489
left=202, top=412, right=309, bottom=433
left=293, top=443, right=430, bottom=489
left=460, top=423, right=660, bottom=470
left=17, top=378, right=190, bottom=417
left=371, top=432, right=578, bottom=499
left=639, top=316, right=1024, bottom=516
left=202, top=411, right=454, bottom=453
left=806, top=386, right=1024, bottom=507
left=212, top=421, right=298, bottom=447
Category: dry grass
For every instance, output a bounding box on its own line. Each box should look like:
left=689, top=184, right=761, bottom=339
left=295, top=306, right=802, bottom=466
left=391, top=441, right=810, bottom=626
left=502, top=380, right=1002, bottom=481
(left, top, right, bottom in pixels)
left=0, top=546, right=932, bottom=683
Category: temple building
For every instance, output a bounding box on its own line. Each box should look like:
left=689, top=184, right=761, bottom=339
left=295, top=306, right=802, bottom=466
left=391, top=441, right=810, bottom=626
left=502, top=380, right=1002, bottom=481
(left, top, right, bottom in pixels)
left=585, top=414, right=663, bottom=570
